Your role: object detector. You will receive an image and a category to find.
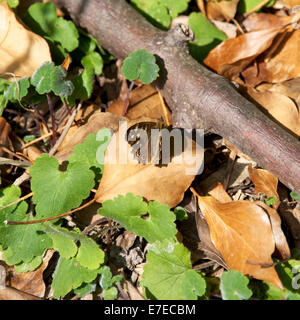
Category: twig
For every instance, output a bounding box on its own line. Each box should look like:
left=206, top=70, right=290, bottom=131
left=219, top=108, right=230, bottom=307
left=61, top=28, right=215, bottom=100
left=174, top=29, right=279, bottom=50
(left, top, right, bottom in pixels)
left=49, top=101, right=83, bottom=156
left=13, top=101, right=83, bottom=187
left=5, top=198, right=96, bottom=225
left=20, top=126, right=66, bottom=150
left=13, top=172, right=30, bottom=186
left=0, top=192, right=33, bottom=211
left=122, top=80, right=135, bottom=116
left=46, top=93, right=57, bottom=146
left=0, top=157, right=32, bottom=168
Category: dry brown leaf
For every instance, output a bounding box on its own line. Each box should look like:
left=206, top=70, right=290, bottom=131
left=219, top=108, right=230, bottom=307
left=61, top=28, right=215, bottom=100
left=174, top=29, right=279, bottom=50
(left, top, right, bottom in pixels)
left=204, top=26, right=283, bottom=79
left=279, top=203, right=300, bottom=249
left=108, top=85, right=172, bottom=124
left=208, top=182, right=232, bottom=203
left=95, top=118, right=203, bottom=208
left=256, top=202, right=291, bottom=260
left=243, top=13, right=294, bottom=32
left=247, top=88, right=300, bottom=136
left=248, top=166, right=280, bottom=209
left=0, top=2, right=52, bottom=80
left=55, top=112, right=125, bottom=163
left=211, top=20, right=237, bottom=39
left=7, top=250, right=54, bottom=298
left=277, top=0, right=300, bottom=8
left=0, top=117, right=12, bottom=157
left=257, top=78, right=300, bottom=103
left=196, top=0, right=206, bottom=15
left=191, top=189, right=284, bottom=289
left=56, top=104, right=100, bottom=153
left=256, top=29, right=300, bottom=83
left=206, top=0, right=239, bottom=21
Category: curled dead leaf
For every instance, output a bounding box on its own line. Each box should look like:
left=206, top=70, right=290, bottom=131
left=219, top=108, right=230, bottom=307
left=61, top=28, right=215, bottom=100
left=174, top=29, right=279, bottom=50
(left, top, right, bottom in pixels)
left=191, top=188, right=285, bottom=289
left=248, top=165, right=280, bottom=209
left=255, top=201, right=291, bottom=260
left=204, top=26, right=284, bottom=79
left=0, top=2, right=52, bottom=80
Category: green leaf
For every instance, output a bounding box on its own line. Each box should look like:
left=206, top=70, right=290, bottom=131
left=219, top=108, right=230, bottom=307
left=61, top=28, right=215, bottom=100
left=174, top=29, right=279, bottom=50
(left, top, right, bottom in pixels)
left=264, top=256, right=300, bottom=300
left=141, top=239, right=206, bottom=300
left=0, top=0, right=19, bottom=8
left=30, top=62, right=54, bottom=94
left=103, top=287, right=118, bottom=300
left=42, top=223, right=105, bottom=269
left=121, top=49, right=159, bottom=84
left=238, top=0, right=275, bottom=14
left=51, top=66, right=74, bottom=97
left=4, top=78, right=30, bottom=101
left=265, top=196, right=276, bottom=207
left=30, top=154, right=95, bottom=219
left=98, top=193, right=177, bottom=243
left=82, top=52, right=103, bottom=76
left=67, top=67, right=94, bottom=105
left=8, top=0, right=19, bottom=7
left=52, top=256, right=101, bottom=299
left=68, top=128, right=112, bottom=174
left=291, top=192, right=300, bottom=201
left=220, top=270, right=253, bottom=300
left=26, top=2, right=79, bottom=52
left=130, top=0, right=190, bottom=29
left=188, top=12, right=227, bottom=62
left=74, top=281, right=97, bottom=298
left=161, top=0, right=190, bottom=19
left=14, top=255, right=43, bottom=273
left=99, top=266, right=114, bottom=290
left=0, top=186, right=52, bottom=265
left=50, top=17, right=79, bottom=52
left=0, top=95, right=8, bottom=117
left=174, top=206, right=188, bottom=221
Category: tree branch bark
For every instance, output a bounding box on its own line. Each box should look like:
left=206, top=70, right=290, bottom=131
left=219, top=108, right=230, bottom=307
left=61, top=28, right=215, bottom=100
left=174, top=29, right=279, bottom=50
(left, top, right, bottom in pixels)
left=53, top=0, right=300, bottom=195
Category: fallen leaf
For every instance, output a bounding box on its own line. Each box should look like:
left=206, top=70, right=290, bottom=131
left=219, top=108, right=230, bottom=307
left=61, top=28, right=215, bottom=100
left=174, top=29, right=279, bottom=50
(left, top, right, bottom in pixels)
left=55, top=112, right=125, bottom=163
left=7, top=250, right=54, bottom=298
left=108, top=84, right=172, bottom=124
left=0, top=2, right=52, bottom=80
left=279, top=203, right=300, bottom=249
left=255, top=29, right=300, bottom=83
left=0, top=117, right=12, bottom=157
left=248, top=166, right=280, bottom=209
left=257, top=78, right=300, bottom=103
left=191, top=188, right=284, bottom=289
left=57, top=103, right=100, bottom=153
left=206, top=0, right=239, bottom=21
left=277, top=0, right=300, bottom=8
left=95, top=118, right=203, bottom=208
left=211, top=20, right=237, bottom=39
left=196, top=0, right=206, bottom=15
left=247, top=88, right=300, bottom=136
left=255, top=202, right=291, bottom=260
left=243, top=13, right=294, bottom=32
left=208, top=182, right=232, bottom=203
left=204, top=26, right=284, bottom=79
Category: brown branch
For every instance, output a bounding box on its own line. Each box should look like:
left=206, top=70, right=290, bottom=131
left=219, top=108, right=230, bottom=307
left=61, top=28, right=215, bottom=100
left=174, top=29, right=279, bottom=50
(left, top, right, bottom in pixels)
left=53, top=0, right=300, bottom=195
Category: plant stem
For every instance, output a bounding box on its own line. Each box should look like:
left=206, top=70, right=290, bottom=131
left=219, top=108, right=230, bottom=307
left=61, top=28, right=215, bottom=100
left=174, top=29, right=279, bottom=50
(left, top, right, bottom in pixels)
left=5, top=198, right=96, bottom=225
left=122, top=80, right=135, bottom=116
left=46, top=93, right=57, bottom=146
